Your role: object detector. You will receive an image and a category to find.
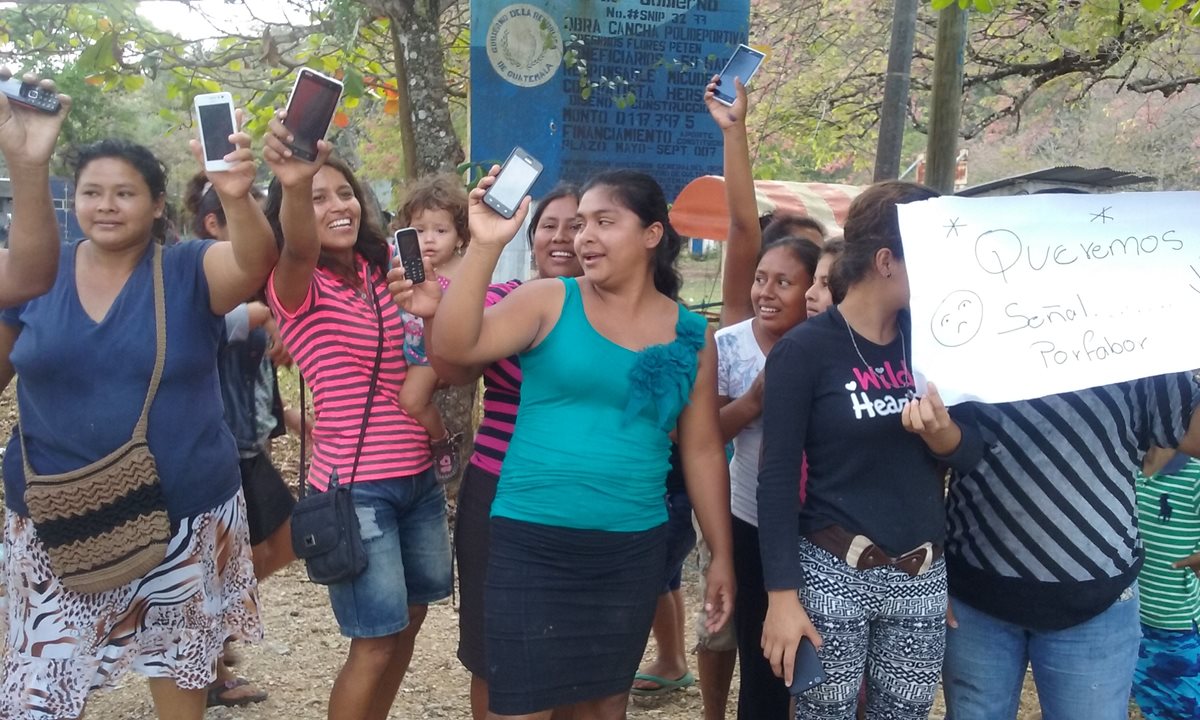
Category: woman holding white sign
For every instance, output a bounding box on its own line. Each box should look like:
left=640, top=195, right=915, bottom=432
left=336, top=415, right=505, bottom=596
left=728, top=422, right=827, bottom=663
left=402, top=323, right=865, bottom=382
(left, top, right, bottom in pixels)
left=757, top=181, right=982, bottom=720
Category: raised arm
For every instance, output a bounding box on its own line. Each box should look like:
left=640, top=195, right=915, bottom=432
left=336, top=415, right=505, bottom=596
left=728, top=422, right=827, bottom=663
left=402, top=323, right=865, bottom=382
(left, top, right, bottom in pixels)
left=261, top=110, right=334, bottom=313
left=419, top=169, right=548, bottom=367
left=678, top=327, right=735, bottom=634
left=0, top=72, right=70, bottom=308
left=705, top=75, right=761, bottom=327
left=198, top=109, right=279, bottom=315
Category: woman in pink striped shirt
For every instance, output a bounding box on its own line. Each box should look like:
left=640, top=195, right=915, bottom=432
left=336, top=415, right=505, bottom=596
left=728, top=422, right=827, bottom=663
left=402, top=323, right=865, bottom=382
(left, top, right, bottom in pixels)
left=393, top=185, right=583, bottom=720
left=261, top=117, right=452, bottom=720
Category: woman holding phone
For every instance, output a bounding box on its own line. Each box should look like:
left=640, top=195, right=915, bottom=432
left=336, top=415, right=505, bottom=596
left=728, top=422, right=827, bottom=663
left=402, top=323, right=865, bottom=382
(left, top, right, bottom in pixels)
left=757, top=181, right=979, bottom=719
left=262, top=113, right=452, bottom=720
left=396, top=166, right=734, bottom=720
left=391, top=184, right=584, bottom=720
left=0, top=90, right=275, bottom=720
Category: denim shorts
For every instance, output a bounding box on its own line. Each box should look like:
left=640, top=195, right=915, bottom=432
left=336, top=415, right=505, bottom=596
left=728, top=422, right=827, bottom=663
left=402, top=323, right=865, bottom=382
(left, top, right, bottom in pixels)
left=326, top=469, right=453, bottom=638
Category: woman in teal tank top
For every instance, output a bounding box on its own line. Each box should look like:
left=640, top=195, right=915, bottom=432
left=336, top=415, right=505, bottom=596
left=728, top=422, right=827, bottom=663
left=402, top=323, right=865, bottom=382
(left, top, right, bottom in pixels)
left=396, top=168, right=735, bottom=720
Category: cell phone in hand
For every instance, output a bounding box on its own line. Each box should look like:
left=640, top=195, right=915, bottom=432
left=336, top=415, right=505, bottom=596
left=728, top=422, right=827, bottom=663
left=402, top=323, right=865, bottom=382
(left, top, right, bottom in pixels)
left=193, top=92, right=238, bottom=173
left=0, top=77, right=61, bottom=114
left=788, top=637, right=826, bottom=696
left=283, top=68, right=343, bottom=162
left=482, top=147, right=543, bottom=219
left=391, top=227, right=425, bottom=284
left=713, top=44, right=766, bottom=106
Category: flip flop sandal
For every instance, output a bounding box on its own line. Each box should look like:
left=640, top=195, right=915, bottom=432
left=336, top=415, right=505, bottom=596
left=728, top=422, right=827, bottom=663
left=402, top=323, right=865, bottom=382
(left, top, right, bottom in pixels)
left=207, top=677, right=269, bottom=708
left=630, top=671, right=695, bottom=697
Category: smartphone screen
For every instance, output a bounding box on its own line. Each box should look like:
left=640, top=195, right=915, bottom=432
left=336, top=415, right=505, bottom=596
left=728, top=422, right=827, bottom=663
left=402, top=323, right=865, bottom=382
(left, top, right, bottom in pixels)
left=714, top=45, right=765, bottom=104
left=198, top=103, right=235, bottom=162
left=284, top=70, right=342, bottom=161
left=484, top=149, right=542, bottom=218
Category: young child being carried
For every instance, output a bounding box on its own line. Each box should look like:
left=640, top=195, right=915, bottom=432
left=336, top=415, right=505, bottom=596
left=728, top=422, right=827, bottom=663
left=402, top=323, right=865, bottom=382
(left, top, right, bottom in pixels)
left=396, top=174, right=470, bottom=482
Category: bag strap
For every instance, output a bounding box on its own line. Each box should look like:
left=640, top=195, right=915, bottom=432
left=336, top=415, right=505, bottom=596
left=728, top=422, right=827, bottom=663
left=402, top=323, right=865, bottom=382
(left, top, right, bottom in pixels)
left=298, top=378, right=308, bottom=499
left=345, top=272, right=385, bottom=487
left=133, top=243, right=167, bottom=440
left=20, top=243, right=164, bottom=473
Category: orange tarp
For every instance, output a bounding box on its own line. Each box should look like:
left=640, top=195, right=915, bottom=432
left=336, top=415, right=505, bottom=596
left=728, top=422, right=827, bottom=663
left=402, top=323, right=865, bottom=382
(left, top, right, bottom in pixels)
left=670, top=175, right=863, bottom=240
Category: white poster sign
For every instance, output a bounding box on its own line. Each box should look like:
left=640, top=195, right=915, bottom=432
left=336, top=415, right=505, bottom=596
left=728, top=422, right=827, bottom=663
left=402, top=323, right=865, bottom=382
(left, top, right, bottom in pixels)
left=898, top=191, right=1200, bottom=405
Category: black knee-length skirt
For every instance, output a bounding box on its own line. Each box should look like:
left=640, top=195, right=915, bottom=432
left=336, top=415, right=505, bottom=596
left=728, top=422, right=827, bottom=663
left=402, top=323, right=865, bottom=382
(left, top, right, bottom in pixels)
left=485, top=516, right=667, bottom=715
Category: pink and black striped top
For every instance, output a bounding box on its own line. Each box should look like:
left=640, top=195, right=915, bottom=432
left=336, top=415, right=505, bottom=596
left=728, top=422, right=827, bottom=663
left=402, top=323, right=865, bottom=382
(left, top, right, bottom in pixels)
left=267, top=258, right=431, bottom=490
left=469, top=280, right=524, bottom=476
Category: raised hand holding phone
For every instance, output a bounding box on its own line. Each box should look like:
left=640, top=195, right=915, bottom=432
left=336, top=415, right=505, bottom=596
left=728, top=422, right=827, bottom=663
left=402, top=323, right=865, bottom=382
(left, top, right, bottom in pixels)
left=482, top=147, right=543, bottom=219
left=282, top=68, right=342, bottom=163
left=0, top=69, right=70, bottom=169
left=387, top=255, right=441, bottom=319
left=469, top=164, right=533, bottom=252
left=188, top=108, right=256, bottom=200
left=713, top=44, right=765, bottom=106
left=705, top=73, right=747, bottom=129
left=263, top=109, right=332, bottom=187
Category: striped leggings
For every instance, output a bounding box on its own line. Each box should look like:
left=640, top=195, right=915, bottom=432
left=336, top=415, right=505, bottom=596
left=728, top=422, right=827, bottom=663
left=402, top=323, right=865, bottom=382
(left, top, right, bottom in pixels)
left=795, top=538, right=947, bottom=720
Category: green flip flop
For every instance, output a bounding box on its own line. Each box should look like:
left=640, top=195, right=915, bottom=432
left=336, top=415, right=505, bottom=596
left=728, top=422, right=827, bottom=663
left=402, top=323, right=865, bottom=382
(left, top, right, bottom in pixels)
left=630, top=671, right=696, bottom=697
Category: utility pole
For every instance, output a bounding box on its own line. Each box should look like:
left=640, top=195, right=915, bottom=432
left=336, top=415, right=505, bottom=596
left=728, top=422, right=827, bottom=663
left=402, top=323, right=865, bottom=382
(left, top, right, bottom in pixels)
left=873, top=0, right=919, bottom=182
left=924, top=4, right=968, bottom=193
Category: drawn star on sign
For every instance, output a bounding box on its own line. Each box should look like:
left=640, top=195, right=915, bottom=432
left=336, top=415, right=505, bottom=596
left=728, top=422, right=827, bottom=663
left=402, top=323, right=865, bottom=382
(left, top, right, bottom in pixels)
left=944, top=217, right=966, bottom=238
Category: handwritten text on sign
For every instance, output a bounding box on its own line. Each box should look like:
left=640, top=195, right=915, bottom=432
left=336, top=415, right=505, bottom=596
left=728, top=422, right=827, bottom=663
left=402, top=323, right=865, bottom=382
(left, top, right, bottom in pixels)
left=898, top=192, right=1200, bottom=405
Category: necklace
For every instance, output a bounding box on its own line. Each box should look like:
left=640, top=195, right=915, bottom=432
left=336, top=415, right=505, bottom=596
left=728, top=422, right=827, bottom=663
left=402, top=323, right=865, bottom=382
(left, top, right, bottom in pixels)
left=843, top=314, right=905, bottom=377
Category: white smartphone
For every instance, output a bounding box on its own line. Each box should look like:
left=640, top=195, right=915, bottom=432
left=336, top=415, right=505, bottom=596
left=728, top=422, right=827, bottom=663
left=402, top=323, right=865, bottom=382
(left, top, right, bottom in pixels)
left=483, top=147, right=543, bottom=219
left=194, top=92, right=238, bottom=172
left=283, top=68, right=344, bottom=162
left=713, top=44, right=766, bottom=106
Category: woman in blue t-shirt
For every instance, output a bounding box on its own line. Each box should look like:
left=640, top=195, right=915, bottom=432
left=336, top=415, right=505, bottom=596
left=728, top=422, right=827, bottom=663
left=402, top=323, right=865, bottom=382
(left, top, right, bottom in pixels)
left=395, top=167, right=735, bottom=719
left=0, top=114, right=282, bottom=719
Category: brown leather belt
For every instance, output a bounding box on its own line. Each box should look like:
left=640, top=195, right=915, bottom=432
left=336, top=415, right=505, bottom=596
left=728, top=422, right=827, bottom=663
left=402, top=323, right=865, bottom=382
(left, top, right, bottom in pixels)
left=806, top=525, right=942, bottom=577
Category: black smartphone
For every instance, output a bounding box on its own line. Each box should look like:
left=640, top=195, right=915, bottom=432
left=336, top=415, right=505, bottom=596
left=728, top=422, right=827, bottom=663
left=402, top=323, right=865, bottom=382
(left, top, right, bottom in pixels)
left=482, top=147, right=543, bottom=219
left=391, top=227, right=425, bottom=284
left=788, top=637, right=826, bottom=696
left=713, top=44, right=766, bottom=106
left=0, top=77, right=61, bottom=114
left=283, top=68, right=343, bottom=162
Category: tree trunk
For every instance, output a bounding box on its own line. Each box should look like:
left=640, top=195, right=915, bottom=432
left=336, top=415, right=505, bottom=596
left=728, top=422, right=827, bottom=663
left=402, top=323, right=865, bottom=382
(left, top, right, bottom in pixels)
left=382, top=0, right=465, bottom=176
left=925, top=5, right=969, bottom=193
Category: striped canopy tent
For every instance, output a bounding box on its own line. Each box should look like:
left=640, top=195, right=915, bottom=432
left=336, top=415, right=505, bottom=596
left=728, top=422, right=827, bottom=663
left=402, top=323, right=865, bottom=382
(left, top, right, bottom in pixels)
left=670, top=175, right=863, bottom=240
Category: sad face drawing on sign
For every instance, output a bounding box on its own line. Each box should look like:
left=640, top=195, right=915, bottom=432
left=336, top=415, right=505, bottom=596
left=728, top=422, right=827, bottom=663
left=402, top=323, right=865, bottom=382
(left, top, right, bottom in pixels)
left=930, top=289, right=983, bottom=347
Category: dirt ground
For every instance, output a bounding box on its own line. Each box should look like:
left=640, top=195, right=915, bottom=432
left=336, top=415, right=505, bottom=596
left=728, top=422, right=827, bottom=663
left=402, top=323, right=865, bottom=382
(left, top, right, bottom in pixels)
left=0, top=374, right=1133, bottom=720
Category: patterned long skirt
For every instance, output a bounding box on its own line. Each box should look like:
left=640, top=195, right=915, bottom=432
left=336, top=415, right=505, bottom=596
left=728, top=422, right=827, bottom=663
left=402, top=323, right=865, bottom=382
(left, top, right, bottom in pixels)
left=1, top=492, right=262, bottom=720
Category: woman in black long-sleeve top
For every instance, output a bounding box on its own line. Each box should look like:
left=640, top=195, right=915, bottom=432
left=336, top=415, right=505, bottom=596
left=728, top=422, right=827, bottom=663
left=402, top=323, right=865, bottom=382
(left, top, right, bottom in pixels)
left=756, top=181, right=981, bottom=720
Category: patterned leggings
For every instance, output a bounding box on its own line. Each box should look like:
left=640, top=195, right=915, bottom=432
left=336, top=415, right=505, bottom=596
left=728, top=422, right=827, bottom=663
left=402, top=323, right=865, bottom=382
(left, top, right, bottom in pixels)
left=795, top=538, right=947, bottom=720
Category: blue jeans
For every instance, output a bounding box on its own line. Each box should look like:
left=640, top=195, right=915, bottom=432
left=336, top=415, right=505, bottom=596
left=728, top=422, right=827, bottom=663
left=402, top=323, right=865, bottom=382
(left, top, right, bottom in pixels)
left=943, top=585, right=1141, bottom=720
left=326, top=470, right=453, bottom=638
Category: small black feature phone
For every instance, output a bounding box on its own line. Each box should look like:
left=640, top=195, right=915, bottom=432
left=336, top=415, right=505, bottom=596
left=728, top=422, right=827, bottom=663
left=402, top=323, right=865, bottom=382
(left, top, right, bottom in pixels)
left=0, top=77, right=61, bottom=114
left=391, top=227, right=425, bottom=284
